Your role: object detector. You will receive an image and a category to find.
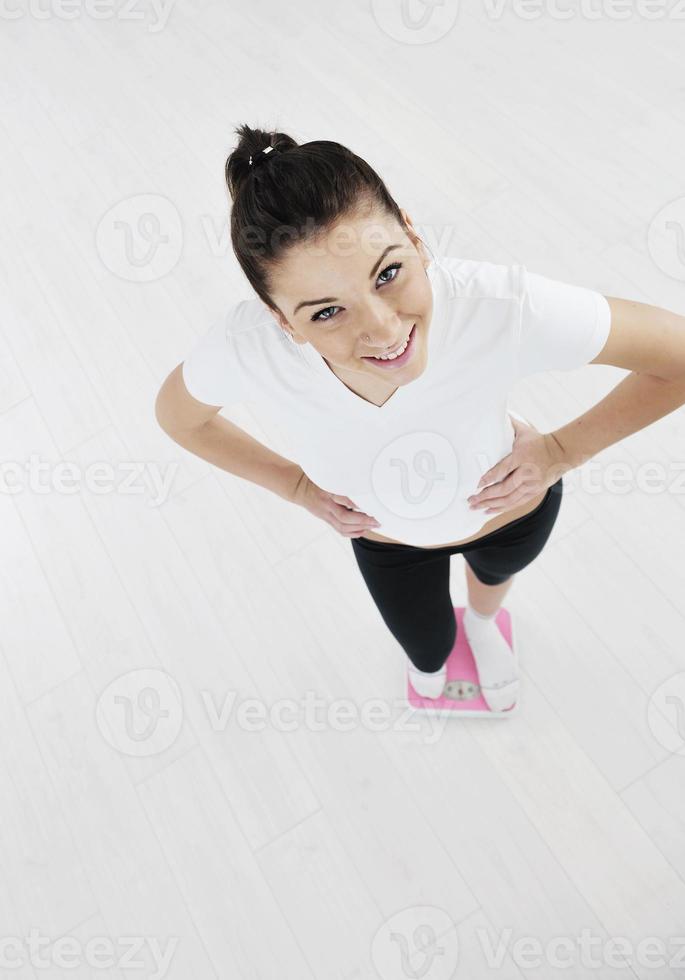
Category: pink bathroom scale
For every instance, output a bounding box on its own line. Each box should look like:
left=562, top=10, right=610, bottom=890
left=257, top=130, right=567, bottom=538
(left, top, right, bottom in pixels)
left=406, top=606, right=519, bottom=718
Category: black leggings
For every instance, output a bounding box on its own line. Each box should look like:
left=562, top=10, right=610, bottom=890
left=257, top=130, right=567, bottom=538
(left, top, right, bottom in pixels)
left=350, top=477, right=564, bottom=673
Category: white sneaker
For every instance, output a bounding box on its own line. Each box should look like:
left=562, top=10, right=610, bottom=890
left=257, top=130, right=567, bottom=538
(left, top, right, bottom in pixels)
left=408, top=662, right=447, bottom=699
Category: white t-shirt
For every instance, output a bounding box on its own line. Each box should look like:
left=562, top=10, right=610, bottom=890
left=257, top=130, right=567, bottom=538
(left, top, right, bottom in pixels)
left=182, top=255, right=611, bottom=547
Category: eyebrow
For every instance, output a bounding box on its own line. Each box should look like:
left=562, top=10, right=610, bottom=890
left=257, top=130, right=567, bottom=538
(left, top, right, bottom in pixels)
left=292, top=243, right=403, bottom=315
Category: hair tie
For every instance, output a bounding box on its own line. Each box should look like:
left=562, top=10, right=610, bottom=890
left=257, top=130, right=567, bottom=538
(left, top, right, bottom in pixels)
left=249, top=145, right=278, bottom=170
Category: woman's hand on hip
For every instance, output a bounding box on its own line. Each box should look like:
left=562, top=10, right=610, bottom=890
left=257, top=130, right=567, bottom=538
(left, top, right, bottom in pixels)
left=467, top=415, right=572, bottom=516
left=292, top=472, right=382, bottom=538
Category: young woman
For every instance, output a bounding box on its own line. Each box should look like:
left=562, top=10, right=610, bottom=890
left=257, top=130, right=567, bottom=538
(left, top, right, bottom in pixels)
left=155, top=125, right=685, bottom=711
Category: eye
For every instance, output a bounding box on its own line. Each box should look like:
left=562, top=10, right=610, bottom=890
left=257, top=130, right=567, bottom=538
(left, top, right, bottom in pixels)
left=310, top=261, right=403, bottom=323
left=377, top=261, right=402, bottom=285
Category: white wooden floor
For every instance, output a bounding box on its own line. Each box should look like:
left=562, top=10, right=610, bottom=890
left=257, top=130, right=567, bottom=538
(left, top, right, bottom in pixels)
left=2, top=2, right=685, bottom=977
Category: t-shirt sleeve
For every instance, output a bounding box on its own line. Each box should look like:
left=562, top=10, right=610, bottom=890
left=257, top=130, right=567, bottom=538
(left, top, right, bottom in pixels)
left=515, top=265, right=611, bottom=377
left=181, top=313, right=248, bottom=407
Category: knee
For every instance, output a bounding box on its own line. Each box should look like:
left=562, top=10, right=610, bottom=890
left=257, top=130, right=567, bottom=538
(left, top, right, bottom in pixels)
left=471, top=569, right=513, bottom=586
left=406, top=617, right=457, bottom=673
left=407, top=649, right=451, bottom=673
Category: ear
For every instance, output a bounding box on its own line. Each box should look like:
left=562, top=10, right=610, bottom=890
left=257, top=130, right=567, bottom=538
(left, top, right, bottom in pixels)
left=272, top=311, right=306, bottom=345
left=400, top=207, right=418, bottom=238
left=400, top=208, right=429, bottom=269
left=262, top=301, right=292, bottom=333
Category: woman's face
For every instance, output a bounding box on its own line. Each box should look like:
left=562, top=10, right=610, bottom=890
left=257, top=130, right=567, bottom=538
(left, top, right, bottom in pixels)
left=267, top=206, right=434, bottom=391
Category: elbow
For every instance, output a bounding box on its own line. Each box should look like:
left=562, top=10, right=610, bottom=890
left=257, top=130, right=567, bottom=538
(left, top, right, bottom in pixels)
left=154, top=388, right=169, bottom=433
left=154, top=386, right=180, bottom=440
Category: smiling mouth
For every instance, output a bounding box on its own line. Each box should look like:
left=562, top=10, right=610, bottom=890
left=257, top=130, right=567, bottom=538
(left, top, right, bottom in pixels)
left=361, top=323, right=416, bottom=362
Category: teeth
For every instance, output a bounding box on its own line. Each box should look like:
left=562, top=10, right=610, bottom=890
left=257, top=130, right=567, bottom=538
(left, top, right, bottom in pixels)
left=371, top=331, right=411, bottom=360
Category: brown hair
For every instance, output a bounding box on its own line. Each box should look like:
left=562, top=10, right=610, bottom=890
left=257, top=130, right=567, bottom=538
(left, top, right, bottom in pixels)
left=225, top=124, right=420, bottom=314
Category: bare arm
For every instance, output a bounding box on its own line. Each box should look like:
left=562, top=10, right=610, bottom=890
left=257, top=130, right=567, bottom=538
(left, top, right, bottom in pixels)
left=154, top=363, right=305, bottom=503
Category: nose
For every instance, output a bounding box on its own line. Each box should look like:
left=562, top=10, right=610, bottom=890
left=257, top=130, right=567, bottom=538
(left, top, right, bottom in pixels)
left=359, top=306, right=402, bottom=349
